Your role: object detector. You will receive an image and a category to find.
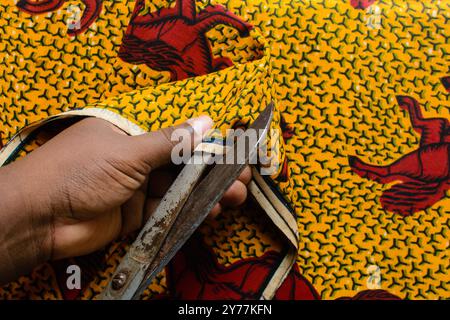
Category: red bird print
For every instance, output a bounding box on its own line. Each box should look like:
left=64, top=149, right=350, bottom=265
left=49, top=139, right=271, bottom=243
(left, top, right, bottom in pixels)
left=163, top=234, right=319, bottom=300
left=350, top=0, right=377, bottom=9
left=119, top=0, right=252, bottom=81
left=349, top=95, right=450, bottom=216
left=17, top=0, right=102, bottom=36
left=160, top=234, right=400, bottom=300
left=337, top=290, right=401, bottom=300
left=50, top=233, right=400, bottom=300
left=281, top=115, right=295, bottom=141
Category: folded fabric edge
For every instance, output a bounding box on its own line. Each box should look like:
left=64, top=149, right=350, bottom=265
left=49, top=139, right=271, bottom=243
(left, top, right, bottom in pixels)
left=0, top=107, right=298, bottom=300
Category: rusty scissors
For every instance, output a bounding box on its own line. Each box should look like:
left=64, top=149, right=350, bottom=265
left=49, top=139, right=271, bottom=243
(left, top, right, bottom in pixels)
left=100, top=103, right=273, bottom=299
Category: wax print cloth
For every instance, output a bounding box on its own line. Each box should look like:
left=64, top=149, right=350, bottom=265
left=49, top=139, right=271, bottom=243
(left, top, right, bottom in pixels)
left=0, top=0, right=448, bottom=300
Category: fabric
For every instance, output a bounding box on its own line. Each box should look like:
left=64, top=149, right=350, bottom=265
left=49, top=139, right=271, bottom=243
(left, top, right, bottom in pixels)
left=0, top=0, right=448, bottom=300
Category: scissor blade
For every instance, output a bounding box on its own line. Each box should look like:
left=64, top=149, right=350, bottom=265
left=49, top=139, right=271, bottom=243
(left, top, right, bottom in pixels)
left=132, top=102, right=274, bottom=298
left=100, top=102, right=273, bottom=300
left=99, top=153, right=210, bottom=300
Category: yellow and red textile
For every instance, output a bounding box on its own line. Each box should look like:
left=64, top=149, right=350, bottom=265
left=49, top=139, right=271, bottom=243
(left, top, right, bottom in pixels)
left=0, top=0, right=448, bottom=300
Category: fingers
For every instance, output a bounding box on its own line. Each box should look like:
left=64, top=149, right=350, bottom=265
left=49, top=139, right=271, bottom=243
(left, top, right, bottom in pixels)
left=120, top=176, right=149, bottom=236
left=52, top=209, right=122, bottom=260
left=139, top=165, right=252, bottom=234
left=220, top=180, right=248, bottom=207
left=117, top=115, right=212, bottom=236
left=220, top=166, right=252, bottom=207
left=143, top=168, right=177, bottom=221
left=237, top=166, right=252, bottom=185
left=144, top=197, right=162, bottom=222
left=209, top=202, right=222, bottom=218
left=132, top=116, right=213, bottom=169
left=209, top=180, right=247, bottom=219
left=147, top=169, right=177, bottom=197
left=121, top=168, right=178, bottom=234
left=210, top=166, right=252, bottom=219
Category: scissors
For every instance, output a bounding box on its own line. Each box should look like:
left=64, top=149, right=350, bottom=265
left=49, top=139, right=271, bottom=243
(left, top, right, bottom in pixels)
left=100, top=102, right=273, bottom=300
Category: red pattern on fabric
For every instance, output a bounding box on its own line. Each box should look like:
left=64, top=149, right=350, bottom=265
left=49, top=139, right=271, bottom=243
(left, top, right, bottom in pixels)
left=441, top=76, right=450, bottom=92
left=17, top=0, right=65, bottom=13
left=17, top=0, right=102, bottom=36
left=163, top=235, right=319, bottom=300
left=337, top=289, right=401, bottom=300
left=119, top=0, right=252, bottom=81
left=350, top=0, right=377, bottom=9
left=349, top=95, right=450, bottom=216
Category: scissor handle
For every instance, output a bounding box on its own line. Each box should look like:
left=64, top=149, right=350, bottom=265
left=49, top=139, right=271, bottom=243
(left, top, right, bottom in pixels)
left=99, top=151, right=211, bottom=300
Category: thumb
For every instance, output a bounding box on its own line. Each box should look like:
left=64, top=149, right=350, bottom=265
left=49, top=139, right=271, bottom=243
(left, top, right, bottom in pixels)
left=132, top=115, right=213, bottom=169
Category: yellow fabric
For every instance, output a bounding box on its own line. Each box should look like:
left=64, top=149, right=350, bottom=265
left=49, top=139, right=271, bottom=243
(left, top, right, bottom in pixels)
left=0, top=0, right=449, bottom=299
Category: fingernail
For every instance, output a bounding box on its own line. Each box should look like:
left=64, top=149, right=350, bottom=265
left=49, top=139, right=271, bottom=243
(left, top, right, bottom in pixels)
left=187, top=115, right=214, bottom=137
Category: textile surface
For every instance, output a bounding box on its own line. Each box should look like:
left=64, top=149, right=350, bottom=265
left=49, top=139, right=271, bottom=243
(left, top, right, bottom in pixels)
left=0, top=0, right=448, bottom=300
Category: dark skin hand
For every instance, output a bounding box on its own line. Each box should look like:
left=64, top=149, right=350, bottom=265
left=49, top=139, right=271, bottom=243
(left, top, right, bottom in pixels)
left=0, top=116, right=251, bottom=284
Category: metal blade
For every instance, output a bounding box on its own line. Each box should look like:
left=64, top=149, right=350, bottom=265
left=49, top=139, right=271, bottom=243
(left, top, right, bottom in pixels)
left=99, top=154, right=209, bottom=300
left=100, top=102, right=273, bottom=300
left=132, top=102, right=273, bottom=298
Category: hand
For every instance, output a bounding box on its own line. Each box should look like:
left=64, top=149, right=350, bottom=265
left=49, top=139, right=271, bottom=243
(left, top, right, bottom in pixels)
left=0, top=116, right=251, bottom=283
